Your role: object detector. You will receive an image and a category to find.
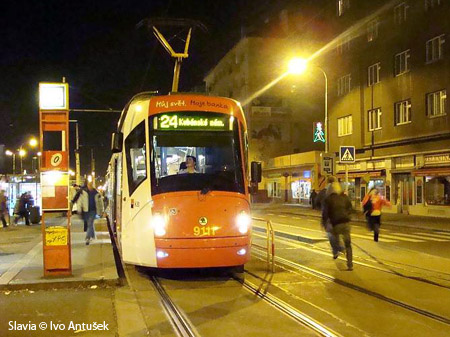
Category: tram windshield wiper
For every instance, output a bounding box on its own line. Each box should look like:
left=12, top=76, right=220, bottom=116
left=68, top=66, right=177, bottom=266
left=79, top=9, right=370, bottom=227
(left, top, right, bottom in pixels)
left=200, top=186, right=211, bottom=195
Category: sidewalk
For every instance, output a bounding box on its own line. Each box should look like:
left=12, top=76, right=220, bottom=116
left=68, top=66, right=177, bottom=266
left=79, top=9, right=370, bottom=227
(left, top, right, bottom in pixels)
left=0, top=214, right=119, bottom=290
left=251, top=202, right=450, bottom=232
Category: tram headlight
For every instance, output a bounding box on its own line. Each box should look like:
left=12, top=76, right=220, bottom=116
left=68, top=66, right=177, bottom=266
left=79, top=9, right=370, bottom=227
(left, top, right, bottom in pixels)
left=152, top=213, right=166, bottom=236
left=236, top=211, right=251, bottom=234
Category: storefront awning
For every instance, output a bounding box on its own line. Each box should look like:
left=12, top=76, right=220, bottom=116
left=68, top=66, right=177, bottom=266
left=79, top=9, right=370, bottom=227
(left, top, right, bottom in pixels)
left=412, top=167, right=450, bottom=177
left=336, top=170, right=383, bottom=179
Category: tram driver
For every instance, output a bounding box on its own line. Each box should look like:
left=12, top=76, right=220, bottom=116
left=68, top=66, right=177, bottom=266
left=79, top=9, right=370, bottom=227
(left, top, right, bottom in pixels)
left=178, top=156, right=198, bottom=174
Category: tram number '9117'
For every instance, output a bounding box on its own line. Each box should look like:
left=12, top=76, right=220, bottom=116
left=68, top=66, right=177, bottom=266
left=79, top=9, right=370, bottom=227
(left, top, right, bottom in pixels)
left=193, top=226, right=218, bottom=237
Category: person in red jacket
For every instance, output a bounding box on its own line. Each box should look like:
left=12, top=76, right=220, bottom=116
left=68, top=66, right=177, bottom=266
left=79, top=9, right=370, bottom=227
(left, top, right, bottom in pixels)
left=362, top=188, right=391, bottom=242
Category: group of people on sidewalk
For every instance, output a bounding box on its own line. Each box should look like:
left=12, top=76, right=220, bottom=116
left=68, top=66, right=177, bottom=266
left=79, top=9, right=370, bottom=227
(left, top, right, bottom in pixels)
left=0, top=190, right=36, bottom=228
left=71, top=182, right=105, bottom=245
left=320, top=176, right=391, bottom=271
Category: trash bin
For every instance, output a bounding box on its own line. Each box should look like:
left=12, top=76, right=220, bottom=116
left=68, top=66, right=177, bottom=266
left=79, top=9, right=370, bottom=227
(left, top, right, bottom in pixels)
left=30, top=206, right=41, bottom=224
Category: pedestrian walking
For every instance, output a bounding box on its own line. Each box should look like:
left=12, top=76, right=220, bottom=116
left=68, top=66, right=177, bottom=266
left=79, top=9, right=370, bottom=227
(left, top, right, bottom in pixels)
left=14, top=192, right=32, bottom=226
left=0, top=190, right=8, bottom=228
left=72, top=183, right=88, bottom=231
left=310, top=189, right=317, bottom=209
left=76, top=182, right=104, bottom=245
left=315, top=176, right=336, bottom=210
left=322, top=182, right=354, bottom=270
left=362, top=188, right=391, bottom=242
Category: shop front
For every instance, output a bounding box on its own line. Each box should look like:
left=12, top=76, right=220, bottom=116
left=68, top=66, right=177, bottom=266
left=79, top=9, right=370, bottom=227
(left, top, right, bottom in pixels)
left=260, top=151, right=322, bottom=204
left=390, top=153, right=450, bottom=217
left=412, top=166, right=450, bottom=217
left=291, top=170, right=313, bottom=205
left=336, top=169, right=385, bottom=206
left=0, top=174, right=41, bottom=218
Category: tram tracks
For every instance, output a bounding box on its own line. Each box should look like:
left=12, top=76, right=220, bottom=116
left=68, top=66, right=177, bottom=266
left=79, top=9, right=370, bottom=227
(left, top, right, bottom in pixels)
left=237, top=276, right=341, bottom=337
left=253, top=226, right=450, bottom=288
left=151, top=272, right=341, bottom=337
left=251, top=246, right=450, bottom=326
left=151, top=276, right=200, bottom=337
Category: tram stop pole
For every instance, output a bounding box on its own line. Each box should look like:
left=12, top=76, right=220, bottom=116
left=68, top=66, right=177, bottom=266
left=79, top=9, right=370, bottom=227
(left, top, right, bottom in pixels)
left=38, top=81, right=72, bottom=277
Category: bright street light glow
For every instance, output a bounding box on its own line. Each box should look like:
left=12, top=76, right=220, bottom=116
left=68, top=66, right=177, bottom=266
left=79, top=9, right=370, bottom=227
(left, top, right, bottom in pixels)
left=19, top=149, right=26, bottom=157
left=288, top=58, right=308, bottom=75
left=37, top=152, right=42, bottom=156
left=29, top=138, right=38, bottom=147
left=5, top=150, right=13, bottom=156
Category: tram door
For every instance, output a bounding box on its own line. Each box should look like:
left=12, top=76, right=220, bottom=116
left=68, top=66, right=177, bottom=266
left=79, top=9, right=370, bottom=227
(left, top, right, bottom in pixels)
left=399, top=175, right=414, bottom=214
left=121, top=122, right=156, bottom=265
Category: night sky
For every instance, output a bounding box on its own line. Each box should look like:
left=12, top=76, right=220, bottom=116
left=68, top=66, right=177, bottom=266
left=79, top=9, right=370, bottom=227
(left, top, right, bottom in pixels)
left=0, top=0, right=259, bottom=176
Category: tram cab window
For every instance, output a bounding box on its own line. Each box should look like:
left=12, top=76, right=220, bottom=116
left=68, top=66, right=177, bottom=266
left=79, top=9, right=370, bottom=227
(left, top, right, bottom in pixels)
left=150, top=117, right=245, bottom=195
left=125, top=122, right=147, bottom=195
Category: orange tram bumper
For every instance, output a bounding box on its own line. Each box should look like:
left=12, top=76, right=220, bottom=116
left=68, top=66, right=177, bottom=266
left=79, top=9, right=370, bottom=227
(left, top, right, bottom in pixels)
left=154, top=236, right=250, bottom=268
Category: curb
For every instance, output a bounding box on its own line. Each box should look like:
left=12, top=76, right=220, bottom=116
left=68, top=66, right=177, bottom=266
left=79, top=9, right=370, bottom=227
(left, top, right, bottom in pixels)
left=253, top=226, right=326, bottom=244
left=252, top=205, right=450, bottom=233
left=0, top=277, right=123, bottom=292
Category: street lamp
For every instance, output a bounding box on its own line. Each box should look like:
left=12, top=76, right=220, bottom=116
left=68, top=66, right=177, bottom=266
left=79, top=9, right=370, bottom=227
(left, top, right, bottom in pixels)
left=288, top=58, right=329, bottom=153
left=29, top=138, right=38, bottom=147
left=19, top=149, right=26, bottom=174
left=5, top=150, right=15, bottom=174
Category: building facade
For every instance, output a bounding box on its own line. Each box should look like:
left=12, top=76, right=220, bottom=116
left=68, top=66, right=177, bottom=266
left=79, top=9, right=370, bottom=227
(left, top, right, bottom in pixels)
left=204, top=37, right=324, bottom=165
left=315, top=0, right=450, bottom=216
left=259, top=151, right=323, bottom=205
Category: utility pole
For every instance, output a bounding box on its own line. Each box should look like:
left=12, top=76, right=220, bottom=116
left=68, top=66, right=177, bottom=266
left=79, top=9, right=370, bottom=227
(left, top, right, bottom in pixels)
left=70, top=120, right=81, bottom=186
left=91, top=148, right=95, bottom=187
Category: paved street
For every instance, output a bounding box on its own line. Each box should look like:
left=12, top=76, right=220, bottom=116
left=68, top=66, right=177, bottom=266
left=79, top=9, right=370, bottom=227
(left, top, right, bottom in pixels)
left=1, top=207, right=450, bottom=336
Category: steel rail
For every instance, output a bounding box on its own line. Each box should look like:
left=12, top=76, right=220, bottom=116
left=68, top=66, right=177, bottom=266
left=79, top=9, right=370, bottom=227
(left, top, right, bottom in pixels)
left=251, top=247, right=450, bottom=326
left=252, top=223, right=450, bottom=287
left=237, top=276, right=342, bottom=337
left=151, top=276, right=199, bottom=337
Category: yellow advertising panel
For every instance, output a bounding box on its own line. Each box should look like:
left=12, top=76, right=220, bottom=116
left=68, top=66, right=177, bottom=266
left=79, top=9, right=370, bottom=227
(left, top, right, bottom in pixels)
left=45, top=226, right=68, bottom=246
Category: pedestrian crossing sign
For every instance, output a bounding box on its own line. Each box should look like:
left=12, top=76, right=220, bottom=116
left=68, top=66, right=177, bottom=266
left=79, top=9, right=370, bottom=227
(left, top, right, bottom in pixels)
left=340, top=146, right=355, bottom=163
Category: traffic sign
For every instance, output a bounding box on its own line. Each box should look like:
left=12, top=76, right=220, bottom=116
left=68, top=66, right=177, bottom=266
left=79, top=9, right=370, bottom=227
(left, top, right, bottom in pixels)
left=340, top=146, right=355, bottom=163
left=321, top=153, right=334, bottom=175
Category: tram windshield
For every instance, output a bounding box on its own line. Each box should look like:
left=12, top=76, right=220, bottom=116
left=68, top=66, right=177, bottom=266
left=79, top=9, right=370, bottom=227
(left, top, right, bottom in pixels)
left=149, top=112, right=245, bottom=195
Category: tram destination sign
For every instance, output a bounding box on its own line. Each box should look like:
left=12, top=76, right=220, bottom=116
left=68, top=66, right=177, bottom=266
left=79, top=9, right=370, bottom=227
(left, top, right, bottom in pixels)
left=154, top=112, right=232, bottom=131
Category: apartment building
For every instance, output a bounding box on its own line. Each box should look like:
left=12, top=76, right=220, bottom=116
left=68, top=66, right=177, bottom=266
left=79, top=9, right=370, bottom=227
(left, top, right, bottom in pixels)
left=313, top=0, right=450, bottom=216
left=204, top=36, right=324, bottom=165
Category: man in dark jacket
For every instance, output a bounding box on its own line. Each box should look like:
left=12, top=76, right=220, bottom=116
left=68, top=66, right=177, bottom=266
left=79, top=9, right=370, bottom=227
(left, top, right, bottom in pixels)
left=309, top=189, right=318, bottom=209
left=14, top=193, right=32, bottom=226
left=322, top=182, right=353, bottom=270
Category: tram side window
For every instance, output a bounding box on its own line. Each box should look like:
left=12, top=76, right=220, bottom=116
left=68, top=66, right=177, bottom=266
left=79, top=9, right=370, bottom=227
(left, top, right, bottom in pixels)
left=125, top=122, right=147, bottom=195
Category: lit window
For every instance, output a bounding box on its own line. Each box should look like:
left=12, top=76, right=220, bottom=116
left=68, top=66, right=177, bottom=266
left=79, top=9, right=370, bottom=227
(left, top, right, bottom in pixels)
left=338, top=115, right=353, bottom=136
left=368, top=63, right=381, bottom=86
left=426, top=90, right=447, bottom=117
left=268, top=181, right=281, bottom=198
left=337, top=0, right=350, bottom=16
left=394, top=99, right=412, bottom=125
left=425, top=0, right=442, bottom=10
left=368, top=108, right=382, bottom=131
left=367, top=19, right=379, bottom=42
left=394, top=2, right=409, bottom=24
left=426, top=35, right=445, bottom=63
left=394, top=50, right=410, bottom=76
left=337, top=74, right=351, bottom=96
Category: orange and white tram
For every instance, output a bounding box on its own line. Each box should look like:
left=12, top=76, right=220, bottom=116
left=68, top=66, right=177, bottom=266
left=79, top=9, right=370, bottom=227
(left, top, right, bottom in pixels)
left=106, top=92, right=258, bottom=268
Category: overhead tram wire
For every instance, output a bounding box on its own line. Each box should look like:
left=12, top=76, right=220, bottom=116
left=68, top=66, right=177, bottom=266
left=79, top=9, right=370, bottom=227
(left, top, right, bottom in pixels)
left=69, top=109, right=122, bottom=113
